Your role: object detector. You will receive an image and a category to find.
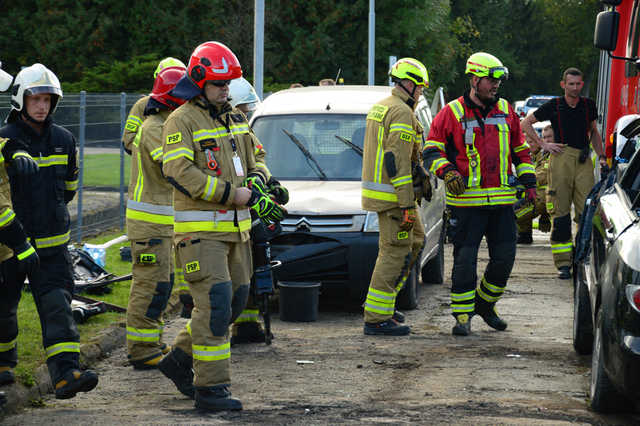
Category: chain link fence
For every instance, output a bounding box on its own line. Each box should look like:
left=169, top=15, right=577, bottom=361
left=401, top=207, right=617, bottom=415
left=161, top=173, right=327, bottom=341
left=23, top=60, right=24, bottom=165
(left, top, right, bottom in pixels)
left=0, top=92, right=144, bottom=242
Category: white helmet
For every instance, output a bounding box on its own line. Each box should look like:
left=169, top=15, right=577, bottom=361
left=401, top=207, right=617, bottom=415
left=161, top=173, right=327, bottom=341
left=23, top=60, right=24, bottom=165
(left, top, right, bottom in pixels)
left=9, top=63, right=63, bottom=122
left=0, top=61, right=12, bottom=92
left=229, top=77, right=260, bottom=111
left=613, top=114, right=640, bottom=160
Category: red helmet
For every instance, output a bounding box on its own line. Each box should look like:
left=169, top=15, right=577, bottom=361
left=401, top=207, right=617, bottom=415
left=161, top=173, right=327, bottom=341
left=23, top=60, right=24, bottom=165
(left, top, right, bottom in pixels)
left=151, top=66, right=188, bottom=110
left=187, top=41, right=242, bottom=89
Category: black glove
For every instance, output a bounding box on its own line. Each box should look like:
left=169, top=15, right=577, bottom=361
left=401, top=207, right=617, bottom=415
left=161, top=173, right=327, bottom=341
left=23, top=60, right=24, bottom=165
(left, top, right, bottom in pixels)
left=13, top=240, right=39, bottom=278
left=267, top=177, right=289, bottom=205
left=246, top=185, right=286, bottom=224
left=10, top=151, right=39, bottom=176
left=179, top=293, right=193, bottom=319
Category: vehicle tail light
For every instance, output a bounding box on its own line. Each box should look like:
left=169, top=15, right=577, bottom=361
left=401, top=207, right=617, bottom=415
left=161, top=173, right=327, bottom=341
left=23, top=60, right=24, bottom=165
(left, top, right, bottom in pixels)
left=626, top=285, right=640, bottom=313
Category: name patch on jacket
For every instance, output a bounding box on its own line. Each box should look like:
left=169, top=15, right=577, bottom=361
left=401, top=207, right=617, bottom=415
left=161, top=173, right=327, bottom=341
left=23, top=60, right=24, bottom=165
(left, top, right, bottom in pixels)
left=166, top=132, right=182, bottom=144
left=400, top=132, right=412, bottom=142
left=367, top=105, right=389, bottom=122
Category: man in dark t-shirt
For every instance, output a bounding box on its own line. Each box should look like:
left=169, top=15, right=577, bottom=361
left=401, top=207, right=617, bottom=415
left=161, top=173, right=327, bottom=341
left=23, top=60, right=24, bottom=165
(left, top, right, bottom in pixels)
left=521, top=67, right=606, bottom=279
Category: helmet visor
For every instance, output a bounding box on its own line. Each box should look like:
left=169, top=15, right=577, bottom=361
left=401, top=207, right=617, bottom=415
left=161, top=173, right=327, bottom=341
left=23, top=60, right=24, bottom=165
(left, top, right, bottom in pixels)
left=488, top=66, right=509, bottom=81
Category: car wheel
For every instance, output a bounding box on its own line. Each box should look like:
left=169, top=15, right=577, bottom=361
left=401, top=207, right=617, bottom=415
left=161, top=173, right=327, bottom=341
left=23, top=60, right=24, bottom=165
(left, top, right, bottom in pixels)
left=590, top=309, right=624, bottom=413
left=397, top=264, right=419, bottom=310
left=572, top=265, right=593, bottom=355
left=422, top=227, right=445, bottom=284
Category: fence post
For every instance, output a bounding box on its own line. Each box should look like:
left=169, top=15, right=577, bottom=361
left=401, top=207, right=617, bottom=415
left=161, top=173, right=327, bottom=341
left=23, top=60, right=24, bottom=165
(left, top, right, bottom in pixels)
left=76, top=91, right=86, bottom=242
left=120, top=92, right=126, bottom=230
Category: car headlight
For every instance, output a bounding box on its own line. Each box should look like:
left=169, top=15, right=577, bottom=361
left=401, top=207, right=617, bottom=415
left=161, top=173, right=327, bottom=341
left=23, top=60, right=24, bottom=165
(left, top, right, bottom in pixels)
left=363, top=211, right=379, bottom=232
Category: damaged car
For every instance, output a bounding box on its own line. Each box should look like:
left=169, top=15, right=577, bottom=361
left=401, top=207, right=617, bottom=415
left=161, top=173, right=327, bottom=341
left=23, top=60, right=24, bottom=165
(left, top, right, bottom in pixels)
left=250, top=85, right=446, bottom=309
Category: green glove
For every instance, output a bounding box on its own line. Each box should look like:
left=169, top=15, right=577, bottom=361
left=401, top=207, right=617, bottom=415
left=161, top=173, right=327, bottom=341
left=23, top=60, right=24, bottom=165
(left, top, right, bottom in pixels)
left=246, top=185, right=286, bottom=224
left=267, top=177, right=289, bottom=205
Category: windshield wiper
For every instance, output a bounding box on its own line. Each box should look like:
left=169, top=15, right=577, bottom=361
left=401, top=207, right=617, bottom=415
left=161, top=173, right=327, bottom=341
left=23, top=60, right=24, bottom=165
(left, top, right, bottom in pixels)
left=281, top=128, right=328, bottom=180
left=334, top=135, right=363, bottom=156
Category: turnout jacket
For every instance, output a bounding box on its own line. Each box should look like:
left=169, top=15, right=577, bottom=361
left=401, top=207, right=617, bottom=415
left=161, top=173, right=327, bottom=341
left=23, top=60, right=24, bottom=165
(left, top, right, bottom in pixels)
left=126, top=109, right=174, bottom=240
left=0, top=138, right=17, bottom=262
left=0, top=119, right=78, bottom=251
left=122, top=95, right=149, bottom=154
left=423, top=93, right=535, bottom=207
left=532, top=149, right=550, bottom=191
left=362, top=88, right=423, bottom=212
left=162, top=98, right=266, bottom=242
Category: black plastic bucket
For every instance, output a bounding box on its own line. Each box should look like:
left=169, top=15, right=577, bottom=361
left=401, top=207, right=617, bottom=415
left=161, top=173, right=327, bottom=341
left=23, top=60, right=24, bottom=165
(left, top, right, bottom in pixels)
left=278, top=281, right=321, bottom=322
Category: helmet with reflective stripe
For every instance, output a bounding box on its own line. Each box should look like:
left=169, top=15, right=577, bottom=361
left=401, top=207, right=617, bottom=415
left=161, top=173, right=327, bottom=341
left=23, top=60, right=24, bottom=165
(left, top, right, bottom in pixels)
left=154, top=57, right=186, bottom=79
left=465, top=52, right=509, bottom=80
left=188, top=41, right=242, bottom=88
left=10, top=63, right=63, bottom=118
left=151, top=66, right=188, bottom=110
left=229, top=77, right=260, bottom=110
left=389, top=58, right=429, bottom=88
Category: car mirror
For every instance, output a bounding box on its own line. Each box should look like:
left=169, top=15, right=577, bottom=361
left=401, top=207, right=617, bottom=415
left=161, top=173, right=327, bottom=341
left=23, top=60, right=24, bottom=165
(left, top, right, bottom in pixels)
left=594, top=10, right=620, bottom=51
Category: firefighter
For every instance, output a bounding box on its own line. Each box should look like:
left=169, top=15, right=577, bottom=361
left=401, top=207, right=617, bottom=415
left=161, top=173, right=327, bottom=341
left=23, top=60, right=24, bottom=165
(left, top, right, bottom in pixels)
left=125, top=66, right=188, bottom=369
left=515, top=126, right=552, bottom=244
left=521, top=67, right=607, bottom=279
left=361, top=58, right=430, bottom=336
left=158, top=41, right=285, bottom=412
left=0, top=64, right=99, bottom=398
left=423, top=52, right=536, bottom=336
left=0, top=64, right=41, bottom=386
left=227, top=76, right=289, bottom=345
left=121, top=57, right=186, bottom=154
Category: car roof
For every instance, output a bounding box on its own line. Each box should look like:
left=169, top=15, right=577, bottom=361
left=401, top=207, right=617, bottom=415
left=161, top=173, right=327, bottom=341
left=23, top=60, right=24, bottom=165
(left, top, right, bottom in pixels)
left=255, top=85, right=393, bottom=116
left=526, top=95, right=555, bottom=100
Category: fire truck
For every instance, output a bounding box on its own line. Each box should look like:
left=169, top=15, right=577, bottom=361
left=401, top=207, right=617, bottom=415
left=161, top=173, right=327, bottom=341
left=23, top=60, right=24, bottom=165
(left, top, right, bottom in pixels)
left=595, top=0, right=640, bottom=160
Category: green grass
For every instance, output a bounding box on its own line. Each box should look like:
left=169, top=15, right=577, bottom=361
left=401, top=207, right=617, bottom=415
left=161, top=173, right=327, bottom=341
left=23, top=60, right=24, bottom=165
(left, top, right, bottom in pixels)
left=15, top=229, right=134, bottom=385
left=81, top=154, right=131, bottom=188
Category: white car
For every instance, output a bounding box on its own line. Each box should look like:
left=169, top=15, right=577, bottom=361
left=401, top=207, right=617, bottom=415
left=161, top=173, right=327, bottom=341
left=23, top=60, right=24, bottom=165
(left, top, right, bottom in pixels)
left=250, top=86, right=446, bottom=308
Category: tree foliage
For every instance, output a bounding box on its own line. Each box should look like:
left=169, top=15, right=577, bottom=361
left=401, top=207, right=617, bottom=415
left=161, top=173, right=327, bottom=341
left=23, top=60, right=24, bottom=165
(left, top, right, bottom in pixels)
left=0, top=0, right=604, bottom=102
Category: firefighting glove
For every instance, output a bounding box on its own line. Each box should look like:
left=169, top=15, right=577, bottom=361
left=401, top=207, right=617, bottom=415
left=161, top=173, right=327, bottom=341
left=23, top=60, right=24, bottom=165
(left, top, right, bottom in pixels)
left=245, top=174, right=267, bottom=193
left=538, top=215, right=551, bottom=233
left=399, top=207, right=417, bottom=231
left=412, top=165, right=432, bottom=205
left=246, top=185, right=286, bottom=224
left=267, top=177, right=289, bottom=205
left=13, top=240, right=39, bottom=278
left=10, top=151, right=39, bottom=176
left=179, top=293, right=194, bottom=319
left=525, top=187, right=537, bottom=203
left=443, top=170, right=466, bottom=195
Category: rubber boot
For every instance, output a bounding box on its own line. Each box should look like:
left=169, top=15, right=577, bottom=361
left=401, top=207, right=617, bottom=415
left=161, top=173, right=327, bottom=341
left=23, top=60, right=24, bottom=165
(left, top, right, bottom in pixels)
left=195, top=385, right=242, bottom=412
left=452, top=314, right=471, bottom=336
left=557, top=266, right=571, bottom=280
left=158, top=347, right=194, bottom=398
left=364, top=319, right=410, bottom=336
left=0, top=367, right=15, bottom=386
left=55, top=369, right=99, bottom=399
left=392, top=310, right=405, bottom=323
left=517, top=231, right=533, bottom=245
left=130, top=352, right=163, bottom=370
left=231, top=322, right=267, bottom=345
left=475, top=298, right=507, bottom=331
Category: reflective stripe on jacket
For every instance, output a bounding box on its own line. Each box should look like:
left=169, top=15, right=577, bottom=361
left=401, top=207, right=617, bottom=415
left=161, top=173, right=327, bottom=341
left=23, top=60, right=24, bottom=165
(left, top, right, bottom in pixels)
left=423, top=95, right=535, bottom=207
left=122, top=95, right=149, bottom=154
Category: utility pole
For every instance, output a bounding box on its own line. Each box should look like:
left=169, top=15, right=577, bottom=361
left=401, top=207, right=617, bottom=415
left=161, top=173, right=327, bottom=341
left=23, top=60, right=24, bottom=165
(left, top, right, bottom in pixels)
left=368, top=0, right=375, bottom=85
left=254, top=0, right=265, bottom=99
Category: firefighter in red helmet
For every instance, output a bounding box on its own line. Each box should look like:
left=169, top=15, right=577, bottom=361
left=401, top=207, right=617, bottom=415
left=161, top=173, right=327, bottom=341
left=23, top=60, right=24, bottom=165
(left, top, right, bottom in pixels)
left=125, top=66, right=188, bottom=369
left=158, top=41, right=285, bottom=412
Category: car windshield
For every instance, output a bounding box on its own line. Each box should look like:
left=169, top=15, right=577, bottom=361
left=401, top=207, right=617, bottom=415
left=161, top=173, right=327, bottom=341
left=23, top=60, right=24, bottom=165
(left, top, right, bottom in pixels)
left=527, top=97, right=551, bottom=107
left=251, top=113, right=366, bottom=180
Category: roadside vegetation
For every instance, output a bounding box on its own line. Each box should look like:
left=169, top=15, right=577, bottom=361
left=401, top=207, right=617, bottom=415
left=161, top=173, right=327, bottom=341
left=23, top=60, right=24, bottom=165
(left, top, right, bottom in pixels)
left=82, top=154, right=131, bottom=188
left=14, top=230, right=132, bottom=386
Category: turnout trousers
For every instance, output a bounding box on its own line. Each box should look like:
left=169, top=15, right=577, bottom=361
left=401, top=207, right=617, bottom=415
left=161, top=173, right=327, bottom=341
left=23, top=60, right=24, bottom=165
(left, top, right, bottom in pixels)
left=448, top=206, right=516, bottom=318
left=0, top=246, right=80, bottom=384
left=363, top=205, right=425, bottom=323
left=546, top=147, right=594, bottom=269
left=515, top=193, right=549, bottom=233
left=126, top=237, right=174, bottom=362
left=171, top=237, right=251, bottom=387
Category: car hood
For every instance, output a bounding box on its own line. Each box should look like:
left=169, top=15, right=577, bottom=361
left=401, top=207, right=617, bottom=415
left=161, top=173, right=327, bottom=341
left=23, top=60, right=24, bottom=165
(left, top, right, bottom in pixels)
left=280, top=180, right=363, bottom=215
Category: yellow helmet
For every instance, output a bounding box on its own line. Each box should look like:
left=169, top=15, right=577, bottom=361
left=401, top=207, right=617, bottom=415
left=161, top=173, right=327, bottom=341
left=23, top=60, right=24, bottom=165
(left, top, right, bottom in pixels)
left=465, top=52, right=508, bottom=80
left=389, top=58, right=429, bottom=88
left=154, top=57, right=186, bottom=78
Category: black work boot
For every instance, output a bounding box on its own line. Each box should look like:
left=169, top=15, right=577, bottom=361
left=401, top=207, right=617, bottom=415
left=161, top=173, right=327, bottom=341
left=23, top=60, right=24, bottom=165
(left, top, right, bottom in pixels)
left=195, top=385, right=242, bottom=412
left=392, top=310, right=405, bottom=323
left=231, top=322, right=268, bottom=345
left=129, top=352, right=163, bottom=370
left=517, top=231, right=533, bottom=245
left=55, top=369, right=99, bottom=399
left=557, top=266, right=571, bottom=280
left=364, top=319, right=410, bottom=336
left=475, top=302, right=508, bottom=331
left=0, top=367, right=15, bottom=386
left=158, top=347, right=195, bottom=398
left=452, top=314, right=472, bottom=336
